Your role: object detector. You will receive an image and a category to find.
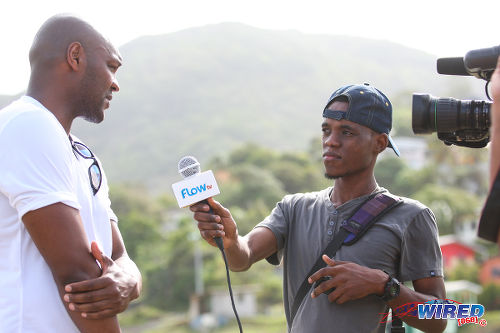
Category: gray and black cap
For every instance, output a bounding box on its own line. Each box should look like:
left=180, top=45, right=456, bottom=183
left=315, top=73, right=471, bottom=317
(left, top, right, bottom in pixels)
left=323, top=83, right=400, bottom=156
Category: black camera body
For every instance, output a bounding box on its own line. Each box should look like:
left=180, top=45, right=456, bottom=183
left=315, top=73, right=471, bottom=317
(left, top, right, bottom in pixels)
left=412, top=45, right=499, bottom=148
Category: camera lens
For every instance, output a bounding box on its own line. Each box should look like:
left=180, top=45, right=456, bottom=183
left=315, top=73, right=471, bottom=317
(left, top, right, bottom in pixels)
left=412, top=93, right=491, bottom=134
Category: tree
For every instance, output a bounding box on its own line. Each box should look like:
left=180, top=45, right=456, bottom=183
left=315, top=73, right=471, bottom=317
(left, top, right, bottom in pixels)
left=110, top=184, right=164, bottom=262
left=413, top=184, right=481, bottom=235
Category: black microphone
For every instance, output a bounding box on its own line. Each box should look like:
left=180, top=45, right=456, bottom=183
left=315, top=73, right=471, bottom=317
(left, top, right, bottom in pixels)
left=177, top=156, right=223, bottom=250
left=437, top=45, right=500, bottom=80
left=436, top=57, right=469, bottom=76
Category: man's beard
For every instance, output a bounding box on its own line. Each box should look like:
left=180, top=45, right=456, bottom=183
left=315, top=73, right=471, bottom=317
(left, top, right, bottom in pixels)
left=77, top=68, right=105, bottom=123
left=324, top=172, right=340, bottom=180
left=81, top=106, right=104, bottom=123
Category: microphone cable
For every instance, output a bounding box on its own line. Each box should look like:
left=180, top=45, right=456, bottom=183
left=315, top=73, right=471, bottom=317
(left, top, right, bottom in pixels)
left=176, top=157, right=242, bottom=331
left=214, top=237, right=244, bottom=333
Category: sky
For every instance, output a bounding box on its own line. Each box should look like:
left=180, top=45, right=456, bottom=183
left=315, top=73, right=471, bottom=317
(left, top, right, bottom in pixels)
left=1, top=0, right=499, bottom=95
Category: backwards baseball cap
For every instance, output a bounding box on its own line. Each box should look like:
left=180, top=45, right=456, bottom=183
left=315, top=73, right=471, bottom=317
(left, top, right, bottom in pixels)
left=323, top=83, right=400, bottom=156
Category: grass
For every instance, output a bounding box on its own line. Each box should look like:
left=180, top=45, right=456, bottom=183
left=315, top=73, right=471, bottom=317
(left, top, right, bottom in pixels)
left=120, top=307, right=500, bottom=333
left=120, top=305, right=287, bottom=333
left=146, top=315, right=286, bottom=333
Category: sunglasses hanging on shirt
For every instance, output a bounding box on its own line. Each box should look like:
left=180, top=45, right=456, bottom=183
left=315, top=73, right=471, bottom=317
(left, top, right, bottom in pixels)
left=69, top=136, right=102, bottom=195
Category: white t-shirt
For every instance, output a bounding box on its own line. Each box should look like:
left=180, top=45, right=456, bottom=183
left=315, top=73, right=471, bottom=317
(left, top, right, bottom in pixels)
left=0, top=96, right=117, bottom=332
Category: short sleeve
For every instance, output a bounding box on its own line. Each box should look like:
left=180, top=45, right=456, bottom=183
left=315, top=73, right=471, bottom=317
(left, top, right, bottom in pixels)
left=99, top=166, right=118, bottom=223
left=399, top=208, right=443, bottom=281
left=255, top=196, right=291, bottom=265
left=0, top=110, right=80, bottom=219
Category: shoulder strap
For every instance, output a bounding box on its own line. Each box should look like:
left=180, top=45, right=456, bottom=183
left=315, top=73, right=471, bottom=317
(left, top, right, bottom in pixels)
left=478, top=168, right=500, bottom=242
left=391, top=315, right=405, bottom=332
left=342, top=192, right=402, bottom=245
left=289, top=192, right=402, bottom=325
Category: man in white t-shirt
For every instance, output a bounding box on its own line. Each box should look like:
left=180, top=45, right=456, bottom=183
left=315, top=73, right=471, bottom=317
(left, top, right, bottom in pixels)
left=0, top=15, right=141, bottom=332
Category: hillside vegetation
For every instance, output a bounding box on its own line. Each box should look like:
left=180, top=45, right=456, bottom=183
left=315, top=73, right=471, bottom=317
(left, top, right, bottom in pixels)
left=0, top=23, right=485, bottom=190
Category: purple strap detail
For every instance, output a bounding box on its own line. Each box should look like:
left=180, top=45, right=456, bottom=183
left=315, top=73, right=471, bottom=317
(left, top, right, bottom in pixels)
left=342, top=194, right=397, bottom=242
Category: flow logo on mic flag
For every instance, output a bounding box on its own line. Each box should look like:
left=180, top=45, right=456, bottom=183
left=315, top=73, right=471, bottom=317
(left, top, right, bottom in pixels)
left=172, top=170, right=220, bottom=208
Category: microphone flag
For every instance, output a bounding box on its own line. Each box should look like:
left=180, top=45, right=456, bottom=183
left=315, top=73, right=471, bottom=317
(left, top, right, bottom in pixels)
left=172, top=170, right=220, bottom=208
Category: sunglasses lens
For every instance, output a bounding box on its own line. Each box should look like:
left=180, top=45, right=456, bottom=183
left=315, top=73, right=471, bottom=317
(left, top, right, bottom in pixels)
left=89, top=164, right=102, bottom=192
left=72, top=140, right=102, bottom=195
left=74, top=143, right=93, bottom=158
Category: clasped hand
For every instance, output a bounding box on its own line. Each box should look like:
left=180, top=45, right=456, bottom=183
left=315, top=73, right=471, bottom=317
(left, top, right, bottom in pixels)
left=63, top=242, right=137, bottom=319
left=308, top=255, right=387, bottom=304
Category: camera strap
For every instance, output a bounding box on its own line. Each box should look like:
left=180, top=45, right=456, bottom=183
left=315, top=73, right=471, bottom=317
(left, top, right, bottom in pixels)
left=478, top=168, right=500, bottom=242
left=290, top=192, right=403, bottom=329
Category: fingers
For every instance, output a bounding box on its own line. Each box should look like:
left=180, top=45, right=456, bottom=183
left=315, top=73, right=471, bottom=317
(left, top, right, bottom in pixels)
left=192, top=209, right=221, bottom=223
left=64, top=276, right=125, bottom=318
left=321, top=255, right=348, bottom=266
left=190, top=198, right=231, bottom=219
left=310, top=276, right=335, bottom=297
left=193, top=210, right=223, bottom=240
left=189, top=201, right=210, bottom=213
left=191, top=199, right=232, bottom=238
left=309, top=270, right=346, bottom=301
left=207, top=198, right=231, bottom=217
left=308, top=265, right=333, bottom=285
left=65, top=276, right=109, bottom=293
left=90, top=241, right=113, bottom=271
left=91, top=241, right=103, bottom=263
left=190, top=200, right=222, bottom=225
left=79, top=308, right=119, bottom=319
left=309, top=257, right=351, bottom=299
left=189, top=197, right=221, bottom=213
left=190, top=198, right=237, bottom=249
left=65, top=242, right=114, bottom=293
left=322, top=254, right=335, bottom=266
left=308, top=256, right=345, bottom=283
left=197, top=221, right=225, bottom=240
left=64, top=285, right=109, bottom=304
left=67, top=299, right=123, bottom=319
left=327, top=288, right=349, bottom=304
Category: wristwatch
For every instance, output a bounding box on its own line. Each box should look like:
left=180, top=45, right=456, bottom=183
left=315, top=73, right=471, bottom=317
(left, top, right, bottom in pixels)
left=381, top=271, right=400, bottom=302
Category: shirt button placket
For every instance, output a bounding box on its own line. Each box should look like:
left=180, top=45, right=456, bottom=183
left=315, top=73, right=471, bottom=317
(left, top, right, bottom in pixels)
left=327, top=209, right=338, bottom=240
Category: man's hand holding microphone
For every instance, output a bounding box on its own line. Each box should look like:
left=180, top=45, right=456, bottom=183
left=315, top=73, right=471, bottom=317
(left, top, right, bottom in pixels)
left=190, top=197, right=239, bottom=250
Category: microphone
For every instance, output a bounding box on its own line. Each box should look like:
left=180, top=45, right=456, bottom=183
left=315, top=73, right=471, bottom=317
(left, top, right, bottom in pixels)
left=172, top=155, right=223, bottom=248
left=172, top=156, right=243, bottom=333
left=436, top=45, right=500, bottom=80
left=172, top=155, right=220, bottom=208
left=436, top=57, right=469, bottom=76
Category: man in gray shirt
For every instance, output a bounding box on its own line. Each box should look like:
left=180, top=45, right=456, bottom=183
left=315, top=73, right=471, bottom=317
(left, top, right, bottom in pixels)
left=191, top=83, right=446, bottom=332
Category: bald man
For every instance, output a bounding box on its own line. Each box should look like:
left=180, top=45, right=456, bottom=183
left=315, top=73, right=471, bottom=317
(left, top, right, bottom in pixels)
left=0, top=15, right=141, bottom=332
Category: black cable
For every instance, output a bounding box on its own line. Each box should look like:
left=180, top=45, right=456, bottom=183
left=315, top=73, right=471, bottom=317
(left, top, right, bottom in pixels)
left=486, top=80, right=492, bottom=101
left=214, top=237, right=243, bottom=333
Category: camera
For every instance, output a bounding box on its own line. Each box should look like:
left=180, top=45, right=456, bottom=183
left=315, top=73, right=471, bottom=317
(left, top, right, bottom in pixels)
left=412, top=45, right=499, bottom=148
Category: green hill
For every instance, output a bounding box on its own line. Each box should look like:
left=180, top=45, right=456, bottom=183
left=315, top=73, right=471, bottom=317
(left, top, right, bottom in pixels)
left=0, top=23, right=485, bottom=190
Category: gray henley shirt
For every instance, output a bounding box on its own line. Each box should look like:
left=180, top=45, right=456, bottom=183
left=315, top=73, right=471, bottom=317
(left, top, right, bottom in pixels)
left=256, top=186, right=443, bottom=333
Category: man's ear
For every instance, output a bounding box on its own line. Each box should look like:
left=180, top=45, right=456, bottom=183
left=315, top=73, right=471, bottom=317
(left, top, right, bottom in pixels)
left=67, top=42, right=84, bottom=71
left=374, top=132, right=389, bottom=154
